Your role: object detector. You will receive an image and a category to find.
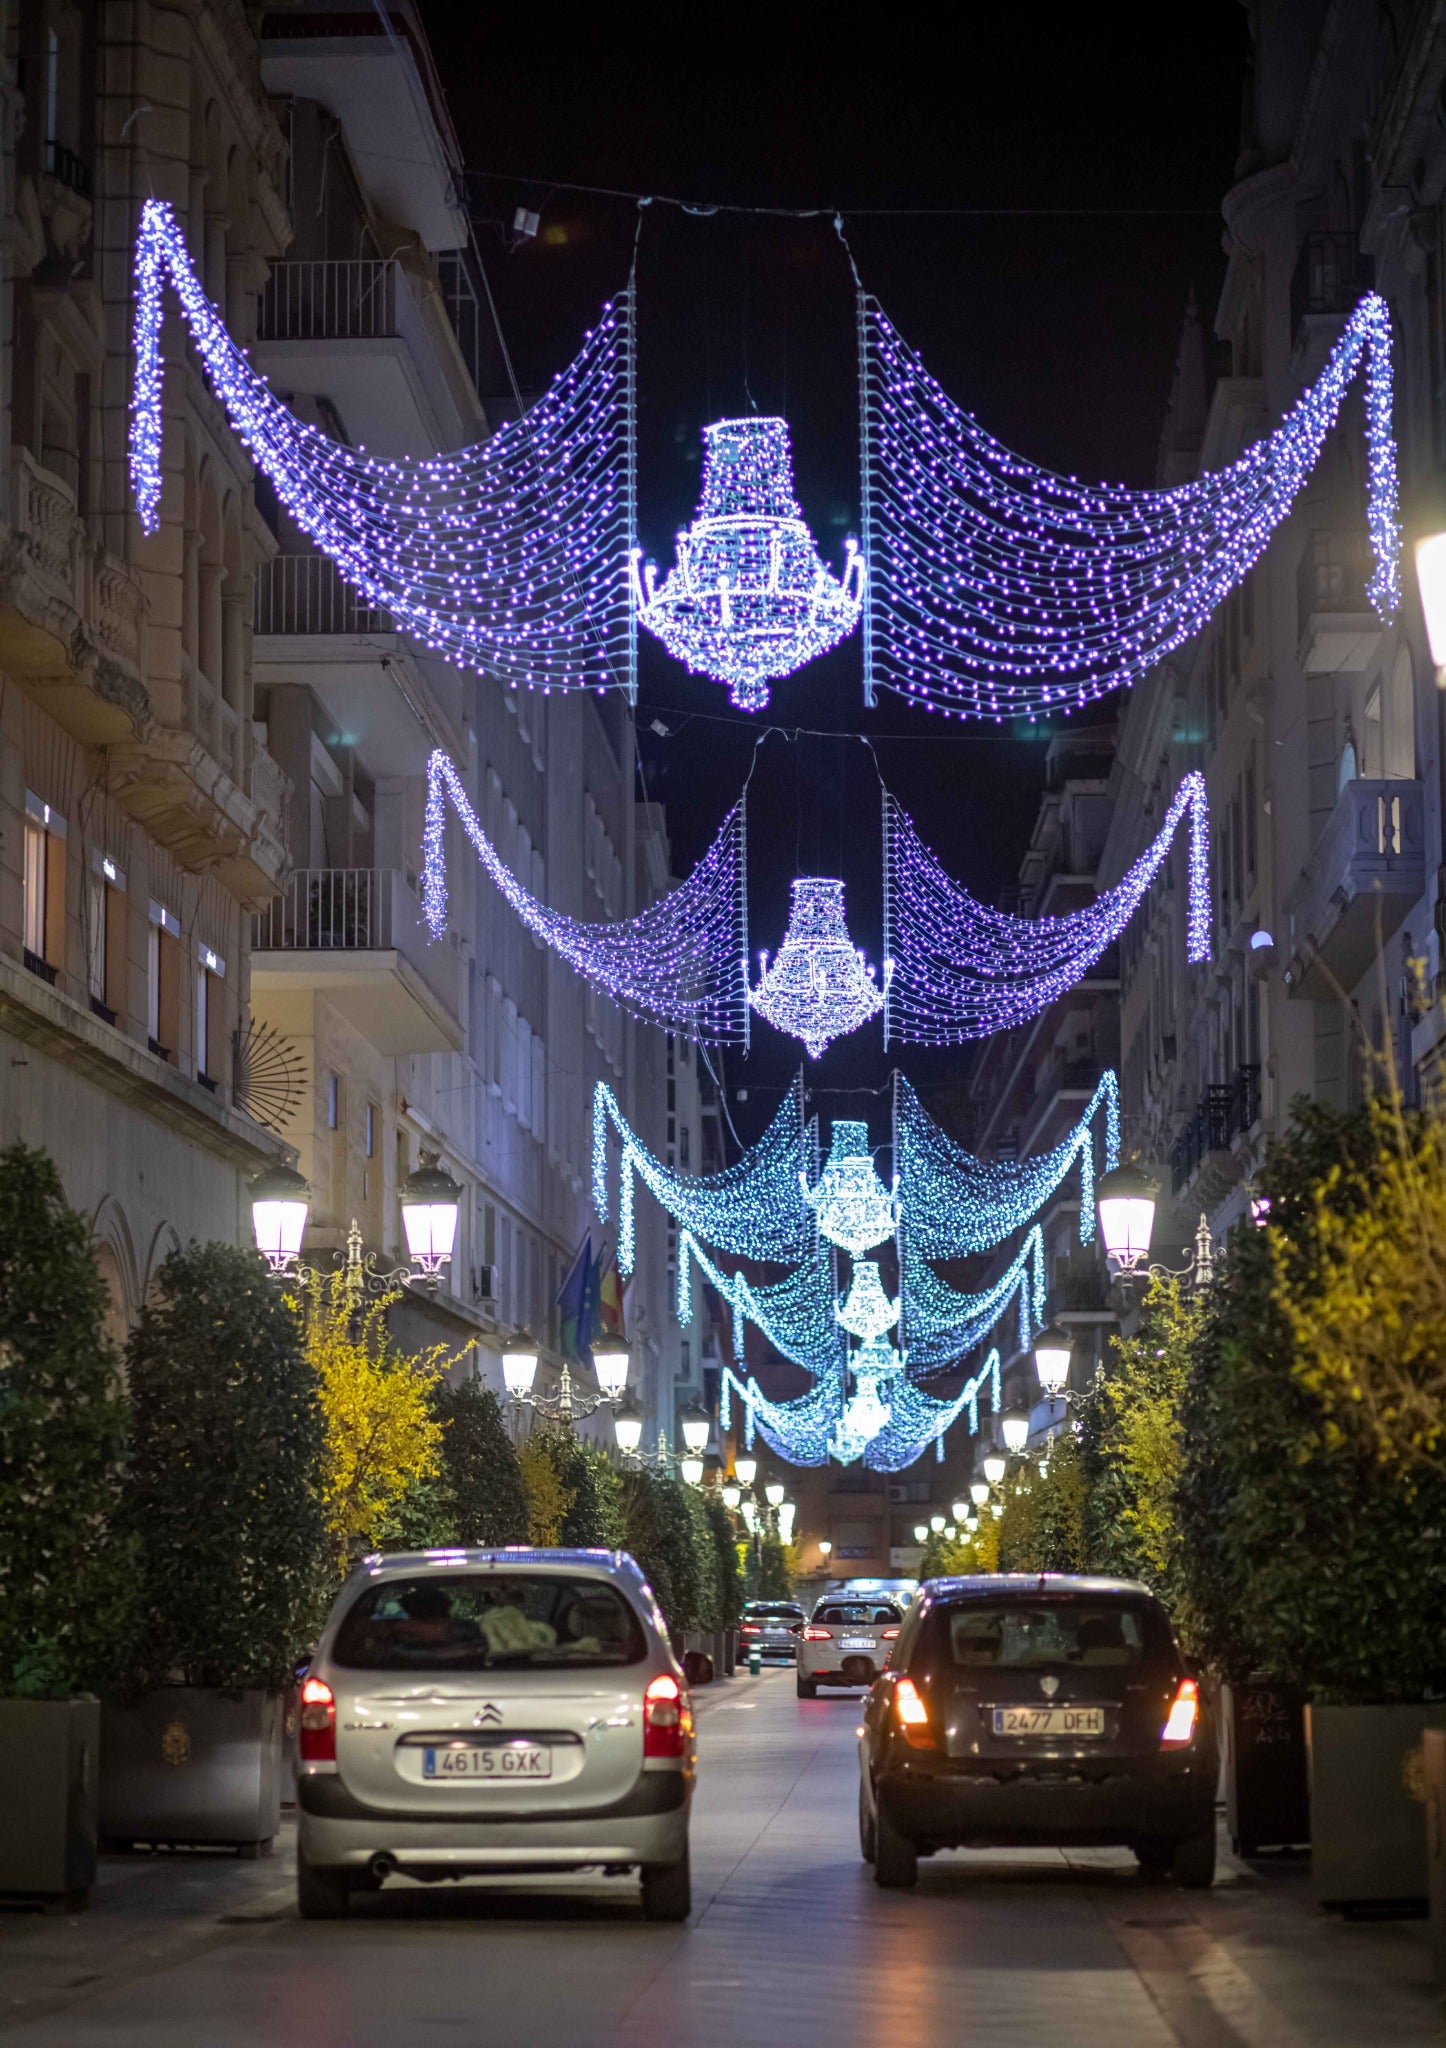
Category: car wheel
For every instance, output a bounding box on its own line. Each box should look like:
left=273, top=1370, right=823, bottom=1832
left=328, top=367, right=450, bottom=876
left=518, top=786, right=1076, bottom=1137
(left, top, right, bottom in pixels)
left=796, top=1674, right=817, bottom=1699
left=858, top=1778, right=877, bottom=1864
left=296, top=1849, right=350, bottom=1919
left=640, top=1843, right=692, bottom=1923
left=1169, top=1828, right=1217, bottom=1889
left=873, top=1792, right=918, bottom=1888
left=1134, top=1839, right=1172, bottom=1877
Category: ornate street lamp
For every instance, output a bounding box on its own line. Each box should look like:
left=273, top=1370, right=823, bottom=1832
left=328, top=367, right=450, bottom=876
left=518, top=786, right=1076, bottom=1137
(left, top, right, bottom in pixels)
left=913, top=1522, right=928, bottom=1544
left=1001, top=1410, right=1030, bottom=1454
left=613, top=1395, right=645, bottom=1457
left=969, top=1480, right=990, bottom=1508
left=593, top=1343, right=632, bottom=1402
left=765, top=1480, right=786, bottom=1509
left=722, top=1479, right=742, bottom=1510
left=818, top=1539, right=833, bottom=1562
left=680, top=1399, right=711, bottom=1456
left=250, top=1165, right=310, bottom=1275
left=776, top=1501, right=796, bottom=1543
left=398, top=1158, right=463, bottom=1283
left=951, top=1499, right=968, bottom=1522
left=982, top=1452, right=1006, bottom=1486
left=929, top=1513, right=946, bottom=1534
left=1095, top=1161, right=1158, bottom=1274
left=680, top=1455, right=705, bottom=1486
left=502, top=1330, right=631, bottom=1430
left=1033, top=1321, right=1074, bottom=1397
left=734, top=1454, right=758, bottom=1487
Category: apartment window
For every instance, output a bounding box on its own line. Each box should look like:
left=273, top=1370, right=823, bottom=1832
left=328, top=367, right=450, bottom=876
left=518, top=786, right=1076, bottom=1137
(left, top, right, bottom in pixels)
left=194, top=943, right=224, bottom=1086
left=23, top=792, right=66, bottom=981
left=680, top=1124, right=691, bottom=1169
left=365, top=1102, right=377, bottom=1157
left=327, top=1071, right=341, bottom=1130
left=147, top=900, right=181, bottom=1059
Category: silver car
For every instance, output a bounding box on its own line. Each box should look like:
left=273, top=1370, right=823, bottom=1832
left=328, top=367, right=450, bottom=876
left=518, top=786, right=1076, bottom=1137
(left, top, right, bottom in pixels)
left=797, top=1596, right=904, bottom=1696
left=295, top=1548, right=696, bottom=1921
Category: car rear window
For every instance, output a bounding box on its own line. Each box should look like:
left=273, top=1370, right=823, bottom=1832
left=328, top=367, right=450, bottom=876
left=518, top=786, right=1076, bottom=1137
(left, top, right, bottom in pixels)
left=332, top=1574, right=647, bottom=1671
left=746, top=1604, right=803, bottom=1620
left=937, top=1601, right=1163, bottom=1669
left=815, top=1603, right=902, bottom=1626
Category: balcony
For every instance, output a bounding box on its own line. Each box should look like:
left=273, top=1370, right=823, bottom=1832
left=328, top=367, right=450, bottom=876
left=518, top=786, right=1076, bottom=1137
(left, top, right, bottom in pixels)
left=255, top=552, right=392, bottom=636
left=1296, top=529, right=1381, bottom=674
left=1291, top=232, right=1370, bottom=339
left=0, top=447, right=149, bottom=742
left=250, top=866, right=463, bottom=1055
left=1282, top=777, right=1425, bottom=999
left=1170, top=1067, right=1260, bottom=1201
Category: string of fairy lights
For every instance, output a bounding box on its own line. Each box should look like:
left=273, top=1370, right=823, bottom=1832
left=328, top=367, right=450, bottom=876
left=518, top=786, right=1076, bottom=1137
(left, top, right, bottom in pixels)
left=125, top=197, right=1406, bottom=1467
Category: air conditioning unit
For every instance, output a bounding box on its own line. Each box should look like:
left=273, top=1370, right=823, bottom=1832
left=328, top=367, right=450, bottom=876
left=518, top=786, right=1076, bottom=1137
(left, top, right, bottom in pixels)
left=888, top=1483, right=907, bottom=1502
left=471, top=1264, right=497, bottom=1305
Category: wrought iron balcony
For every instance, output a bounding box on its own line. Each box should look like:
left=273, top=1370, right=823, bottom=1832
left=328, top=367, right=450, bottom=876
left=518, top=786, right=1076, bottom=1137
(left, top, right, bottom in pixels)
left=42, top=138, right=92, bottom=199
left=1296, top=529, right=1380, bottom=674
left=1170, top=1066, right=1260, bottom=1197
left=1282, top=777, right=1425, bottom=998
left=1290, top=231, right=1370, bottom=336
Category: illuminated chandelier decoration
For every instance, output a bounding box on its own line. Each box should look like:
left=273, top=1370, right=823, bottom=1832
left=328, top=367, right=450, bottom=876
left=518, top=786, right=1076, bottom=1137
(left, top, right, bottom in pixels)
left=593, top=1078, right=810, bottom=1273
left=749, top=879, right=888, bottom=1058
left=835, top=1259, right=900, bottom=1342
left=864, top=1349, right=1003, bottom=1472
left=883, top=773, right=1210, bottom=1044
left=130, top=200, right=636, bottom=694
left=631, top=416, right=864, bottom=711
left=802, top=1120, right=899, bottom=1256
left=677, top=1230, right=843, bottom=1381
left=425, top=752, right=748, bottom=1041
left=858, top=287, right=1400, bottom=720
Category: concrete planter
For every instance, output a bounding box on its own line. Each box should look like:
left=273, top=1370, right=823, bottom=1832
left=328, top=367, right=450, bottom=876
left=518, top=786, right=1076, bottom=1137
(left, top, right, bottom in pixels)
left=1306, top=1702, right=1446, bottom=1909
left=1425, top=1729, right=1446, bottom=1990
left=1223, top=1681, right=1310, bottom=1854
left=99, top=1688, right=284, bottom=1851
left=0, top=1698, right=99, bottom=1906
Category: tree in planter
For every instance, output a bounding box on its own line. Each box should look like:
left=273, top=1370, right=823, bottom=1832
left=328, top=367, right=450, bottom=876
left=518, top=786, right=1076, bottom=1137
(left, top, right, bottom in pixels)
left=434, top=1381, right=530, bottom=1545
left=621, top=1469, right=703, bottom=1632
left=744, top=1531, right=795, bottom=1602
left=695, top=1492, right=743, bottom=1632
left=519, top=1429, right=574, bottom=1545
left=126, top=1242, right=323, bottom=1690
left=1177, top=1098, right=1446, bottom=1697
left=995, top=1441, right=1086, bottom=1575
left=0, top=1145, right=130, bottom=1697
left=292, top=1266, right=448, bottom=1587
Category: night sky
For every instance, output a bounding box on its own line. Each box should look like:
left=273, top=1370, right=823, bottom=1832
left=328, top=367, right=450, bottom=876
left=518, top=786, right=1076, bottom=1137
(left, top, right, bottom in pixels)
left=427, top=7, right=1251, bottom=1142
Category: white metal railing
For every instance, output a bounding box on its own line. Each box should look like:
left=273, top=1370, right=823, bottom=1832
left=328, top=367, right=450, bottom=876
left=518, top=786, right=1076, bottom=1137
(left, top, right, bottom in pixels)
left=252, top=867, right=459, bottom=1018
left=251, top=744, right=291, bottom=841
left=254, top=553, right=392, bottom=636
left=258, top=259, right=397, bottom=342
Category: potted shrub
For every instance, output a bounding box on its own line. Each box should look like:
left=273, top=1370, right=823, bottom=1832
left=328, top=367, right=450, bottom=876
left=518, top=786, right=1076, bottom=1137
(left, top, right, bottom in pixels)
left=101, top=1243, right=324, bottom=1852
left=0, top=1145, right=130, bottom=1905
left=1179, top=1100, right=1446, bottom=1907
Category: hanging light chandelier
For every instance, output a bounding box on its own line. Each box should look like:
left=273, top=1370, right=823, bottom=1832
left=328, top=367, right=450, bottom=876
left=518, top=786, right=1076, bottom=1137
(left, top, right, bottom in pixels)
left=803, top=1120, right=899, bottom=1256
left=631, top=416, right=865, bottom=711
left=749, top=878, right=889, bottom=1058
left=835, top=1259, right=900, bottom=1342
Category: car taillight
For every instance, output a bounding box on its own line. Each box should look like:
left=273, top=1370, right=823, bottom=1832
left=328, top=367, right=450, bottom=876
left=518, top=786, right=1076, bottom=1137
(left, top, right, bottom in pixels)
left=1161, top=1678, right=1200, bottom=1746
left=299, top=1676, right=335, bottom=1763
left=740, top=1623, right=760, bottom=1635
left=894, top=1676, right=936, bottom=1749
left=644, top=1672, right=690, bottom=1759
left=881, top=1627, right=900, bottom=1640
left=802, top=1625, right=833, bottom=1642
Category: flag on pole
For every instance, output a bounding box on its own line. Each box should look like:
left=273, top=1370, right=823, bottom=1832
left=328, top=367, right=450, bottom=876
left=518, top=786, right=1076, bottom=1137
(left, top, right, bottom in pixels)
left=556, top=1233, right=594, bottom=1367
left=596, top=1244, right=627, bottom=1342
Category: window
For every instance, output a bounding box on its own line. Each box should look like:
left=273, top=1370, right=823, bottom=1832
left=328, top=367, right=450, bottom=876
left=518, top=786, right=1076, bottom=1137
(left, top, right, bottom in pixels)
left=366, top=1103, right=377, bottom=1158
left=327, top=1072, right=341, bottom=1130
left=331, top=1573, right=647, bottom=1672
left=937, top=1601, right=1160, bottom=1669
left=195, top=942, right=224, bottom=1084
left=87, top=870, right=107, bottom=1001
left=23, top=792, right=66, bottom=978
left=680, top=1125, right=691, bottom=1168
left=147, top=900, right=181, bottom=1058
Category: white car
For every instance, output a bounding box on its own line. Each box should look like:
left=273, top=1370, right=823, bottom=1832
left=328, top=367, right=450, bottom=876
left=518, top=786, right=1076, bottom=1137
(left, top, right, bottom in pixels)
left=295, top=1548, right=696, bottom=1920
left=797, top=1596, right=904, bottom=1696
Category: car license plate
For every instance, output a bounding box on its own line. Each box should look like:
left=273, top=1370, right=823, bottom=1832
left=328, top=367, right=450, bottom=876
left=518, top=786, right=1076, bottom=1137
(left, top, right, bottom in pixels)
left=992, top=1707, right=1106, bottom=1738
left=422, top=1743, right=552, bottom=1780
left=841, top=1637, right=875, bottom=1650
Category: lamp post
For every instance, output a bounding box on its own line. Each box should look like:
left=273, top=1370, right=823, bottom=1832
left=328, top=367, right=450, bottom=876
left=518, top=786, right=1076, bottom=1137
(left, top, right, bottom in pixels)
left=1096, top=1161, right=1216, bottom=1294
left=500, top=1332, right=633, bottom=1430
left=1001, top=1409, right=1030, bottom=1455
left=982, top=1452, right=1006, bottom=1487
left=398, top=1158, right=463, bottom=1285
left=1033, top=1321, right=1074, bottom=1399
left=249, top=1165, right=310, bottom=1275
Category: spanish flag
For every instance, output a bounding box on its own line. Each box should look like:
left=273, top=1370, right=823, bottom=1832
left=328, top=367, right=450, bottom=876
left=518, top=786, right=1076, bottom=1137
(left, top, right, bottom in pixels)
left=596, top=1246, right=627, bottom=1342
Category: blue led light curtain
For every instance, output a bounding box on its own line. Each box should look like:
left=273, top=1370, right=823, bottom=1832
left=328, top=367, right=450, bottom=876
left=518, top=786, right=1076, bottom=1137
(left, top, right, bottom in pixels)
left=677, top=1231, right=843, bottom=1380
left=883, top=773, right=1209, bottom=1046
left=900, top=1225, right=1046, bottom=1372
left=130, top=200, right=637, bottom=695
left=859, top=290, right=1399, bottom=721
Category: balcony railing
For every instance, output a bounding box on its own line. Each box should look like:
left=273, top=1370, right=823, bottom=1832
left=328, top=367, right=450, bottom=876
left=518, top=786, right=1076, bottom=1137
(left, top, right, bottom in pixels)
left=1297, top=529, right=1372, bottom=631
left=258, top=259, right=398, bottom=343
left=252, top=866, right=460, bottom=1027
left=1170, top=1067, right=1260, bottom=1194
left=1290, top=231, right=1370, bottom=335
left=1283, top=777, right=1425, bottom=997
left=43, top=138, right=92, bottom=199
left=254, top=554, right=393, bottom=636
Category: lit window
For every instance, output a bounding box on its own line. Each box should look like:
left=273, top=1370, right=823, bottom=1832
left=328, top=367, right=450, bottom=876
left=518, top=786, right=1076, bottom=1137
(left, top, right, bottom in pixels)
left=23, top=792, right=66, bottom=974
left=366, top=1103, right=376, bottom=1157
left=147, top=901, right=181, bottom=1059
left=327, top=1072, right=340, bottom=1129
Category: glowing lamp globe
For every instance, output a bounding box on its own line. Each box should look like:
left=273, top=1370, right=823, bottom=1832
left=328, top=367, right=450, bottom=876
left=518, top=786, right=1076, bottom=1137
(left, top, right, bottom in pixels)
left=1096, top=1161, right=1158, bottom=1273
left=913, top=1523, right=928, bottom=1544
left=722, top=1480, right=742, bottom=1510
left=818, top=1539, right=833, bottom=1558
left=1033, top=1322, right=1074, bottom=1396
left=680, top=1455, right=705, bottom=1486
left=777, top=1502, right=797, bottom=1543
left=1001, top=1411, right=1030, bottom=1455
left=681, top=1403, right=711, bottom=1455
left=631, top=416, right=865, bottom=712
left=249, top=1164, right=310, bottom=1273
left=735, top=1455, right=758, bottom=1487
left=969, top=1481, right=990, bottom=1508
left=951, top=1501, right=969, bottom=1522
left=612, top=1397, right=645, bottom=1455
left=990, top=1502, right=1003, bottom=1520
left=400, top=1161, right=463, bottom=1274
left=740, top=1499, right=758, bottom=1532
left=929, top=1514, right=946, bottom=1534
left=1416, top=527, right=1446, bottom=665
left=593, top=1343, right=630, bottom=1401
left=765, top=1481, right=786, bottom=1509
left=982, top=1453, right=1006, bottom=1486
left=502, top=1344, right=539, bottom=1398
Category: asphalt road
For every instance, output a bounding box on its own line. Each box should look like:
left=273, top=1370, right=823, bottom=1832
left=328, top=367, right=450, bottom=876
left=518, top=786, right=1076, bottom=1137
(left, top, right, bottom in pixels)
left=1, top=1668, right=1441, bottom=2046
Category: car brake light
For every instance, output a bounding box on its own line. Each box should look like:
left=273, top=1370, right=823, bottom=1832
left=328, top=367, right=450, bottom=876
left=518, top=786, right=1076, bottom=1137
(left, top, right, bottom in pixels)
left=802, top=1625, right=833, bottom=1642
left=1161, top=1678, right=1200, bottom=1746
left=894, top=1676, right=936, bottom=1748
left=740, top=1623, right=760, bottom=1635
left=881, top=1627, right=900, bottom=1640
left=299, top=1675, right=335, bottom=1763
left=644, top=1672, right=690, bottom=1759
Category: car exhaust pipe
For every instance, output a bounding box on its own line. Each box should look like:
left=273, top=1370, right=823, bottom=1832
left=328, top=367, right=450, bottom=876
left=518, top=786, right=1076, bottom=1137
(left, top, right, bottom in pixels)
left=369, top=1852, right=398, bottom=1882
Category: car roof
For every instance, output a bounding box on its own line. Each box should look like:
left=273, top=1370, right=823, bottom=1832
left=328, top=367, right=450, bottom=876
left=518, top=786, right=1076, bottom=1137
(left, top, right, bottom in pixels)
left=919, top=1573, right=1155, bottom=1599
left=354, top=1548, right=645, bottom=1581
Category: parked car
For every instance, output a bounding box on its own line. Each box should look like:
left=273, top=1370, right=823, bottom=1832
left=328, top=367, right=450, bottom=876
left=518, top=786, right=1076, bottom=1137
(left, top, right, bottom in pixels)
left=797, top=1598, right=904, bottom=1696
left=857, top=1575, right=1217, bottom=1889
left=294, top=1549, right=696, bottom=1922
left=739, top=1600, right=805, bottom=1663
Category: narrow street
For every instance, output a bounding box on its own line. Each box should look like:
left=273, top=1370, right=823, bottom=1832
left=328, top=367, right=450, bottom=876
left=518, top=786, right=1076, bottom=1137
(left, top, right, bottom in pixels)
left=1, top=1670, right=1438, bottom=2048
